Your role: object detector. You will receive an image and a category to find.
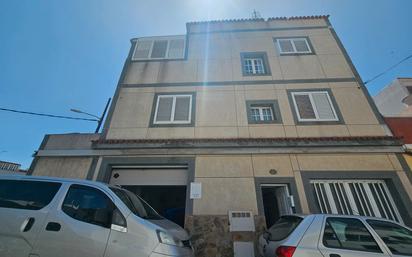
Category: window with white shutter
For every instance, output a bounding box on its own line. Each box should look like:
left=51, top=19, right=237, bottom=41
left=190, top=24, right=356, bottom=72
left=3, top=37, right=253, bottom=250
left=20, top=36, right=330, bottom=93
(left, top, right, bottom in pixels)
left=153, top=94, right=192, bottom=124
left=291, top=91, right=338, bottom=122
left=132, top=36, right=186, bottom=60
left=275, top=38, right=312, bottom=54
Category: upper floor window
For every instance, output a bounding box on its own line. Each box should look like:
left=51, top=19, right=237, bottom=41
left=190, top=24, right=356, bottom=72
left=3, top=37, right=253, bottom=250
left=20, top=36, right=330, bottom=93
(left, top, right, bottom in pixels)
left=251, top=106, right=273, bottom=121
left=246, top=100, right=282, bottom=124
left=290, top=90, right=339, bottom=122
left=151, top=93, right=195, bottom=126
left=240, top=52, right=271, bottom=76
left=275, top=37, right=313, bottom=55
left=132, top=36, right=186, bottom=60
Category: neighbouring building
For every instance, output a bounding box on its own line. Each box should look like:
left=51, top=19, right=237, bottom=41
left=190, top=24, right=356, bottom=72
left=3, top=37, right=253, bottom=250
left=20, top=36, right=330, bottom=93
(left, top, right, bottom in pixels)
left=374, top=78, right=412, bottom=116
left=29, top=16, right=412, bottom=257
left=374, top=78, right=412, bottom=177
left=0, top=160, right=26, bottom=175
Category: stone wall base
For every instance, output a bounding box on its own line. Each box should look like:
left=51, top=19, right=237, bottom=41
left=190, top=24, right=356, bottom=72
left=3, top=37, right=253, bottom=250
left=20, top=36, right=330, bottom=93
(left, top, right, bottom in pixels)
left=185, top=215, right=266, bottom=257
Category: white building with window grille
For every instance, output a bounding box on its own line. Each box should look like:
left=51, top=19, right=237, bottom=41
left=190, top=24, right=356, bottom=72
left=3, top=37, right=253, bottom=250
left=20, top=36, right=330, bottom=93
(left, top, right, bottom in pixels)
left=29, top=16, right=412, bottom=257
left=0, top=160, right=26, bottom=175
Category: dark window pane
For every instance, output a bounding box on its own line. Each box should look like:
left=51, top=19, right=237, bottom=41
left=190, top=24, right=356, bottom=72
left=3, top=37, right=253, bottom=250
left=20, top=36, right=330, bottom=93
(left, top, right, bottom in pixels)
left=368, top=219, right=412, bottom=256
left=268, top=216, right=303, bottom=241
left=168, top=39, right=184, bottom=58
left=279, top=40, right=294, bottom=53
left=323, top=218, right=381, bottom=253
left=62, top=185, right=113, bottom=228
left=0, top=180, right=61, bottom=210
left=294, top=94, right=316, bottom=119
left=174, top=96, right=191, bottom=121
left=156, top=97, right=173, bottom=122
left=134, top=40, right=152, bottom=59
left=294, top=39, right=310, bottom=52
left=151, top=40, right=168, bottom=58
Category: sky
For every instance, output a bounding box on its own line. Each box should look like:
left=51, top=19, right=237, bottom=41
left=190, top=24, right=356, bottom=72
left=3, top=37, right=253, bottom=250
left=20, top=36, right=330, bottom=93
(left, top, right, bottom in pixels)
left=0, top=0, right=411, bottom=169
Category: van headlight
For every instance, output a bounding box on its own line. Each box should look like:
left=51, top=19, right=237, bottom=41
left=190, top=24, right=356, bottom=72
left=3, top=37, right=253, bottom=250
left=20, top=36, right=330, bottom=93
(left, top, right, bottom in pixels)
left=156, top=230, right=184, bottom=247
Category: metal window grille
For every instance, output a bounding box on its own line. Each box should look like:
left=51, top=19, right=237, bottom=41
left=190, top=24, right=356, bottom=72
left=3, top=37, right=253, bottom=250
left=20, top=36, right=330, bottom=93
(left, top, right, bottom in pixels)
left=311, top=180, right=403, bottom=223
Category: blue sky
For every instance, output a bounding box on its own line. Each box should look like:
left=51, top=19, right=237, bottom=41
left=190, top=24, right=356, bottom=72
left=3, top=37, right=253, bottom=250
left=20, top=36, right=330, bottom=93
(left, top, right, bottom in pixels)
left=0, top=0, right=411, bottom=168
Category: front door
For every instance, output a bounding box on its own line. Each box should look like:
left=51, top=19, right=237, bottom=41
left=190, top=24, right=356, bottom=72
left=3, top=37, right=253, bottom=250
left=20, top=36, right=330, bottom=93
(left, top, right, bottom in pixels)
left=33, top=184, right=113, bottom=257
left=261, top=184, right=294, bottom=227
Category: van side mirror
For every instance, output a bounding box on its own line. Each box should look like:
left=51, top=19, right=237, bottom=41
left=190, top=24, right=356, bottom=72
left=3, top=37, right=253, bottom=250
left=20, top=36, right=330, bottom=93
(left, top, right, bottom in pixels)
left=111, top=208, right=127, bottom=233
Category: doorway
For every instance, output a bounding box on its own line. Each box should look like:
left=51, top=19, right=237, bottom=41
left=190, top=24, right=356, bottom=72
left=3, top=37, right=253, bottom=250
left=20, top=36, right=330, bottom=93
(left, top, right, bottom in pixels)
left=261, top=184, right=294, bottom=228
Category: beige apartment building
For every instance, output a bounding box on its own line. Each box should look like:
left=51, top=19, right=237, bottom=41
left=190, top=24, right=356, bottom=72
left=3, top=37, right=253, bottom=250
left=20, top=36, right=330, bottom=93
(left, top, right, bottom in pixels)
left=30, top=16, right=412, bottom=256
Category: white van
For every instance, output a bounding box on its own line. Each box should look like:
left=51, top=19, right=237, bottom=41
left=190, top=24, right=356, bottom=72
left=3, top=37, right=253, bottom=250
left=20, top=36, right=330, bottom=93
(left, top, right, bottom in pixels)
left=0, top=175, right=194, bottom=257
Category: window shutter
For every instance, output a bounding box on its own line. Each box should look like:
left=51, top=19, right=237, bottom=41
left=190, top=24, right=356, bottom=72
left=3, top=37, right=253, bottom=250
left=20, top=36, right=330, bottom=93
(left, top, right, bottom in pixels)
left=168, top=39, right=185, bottom=59
left=294, top=94, right=316, bottom=119
left=312, top=93, right=336, bottom=120
left=293, top=39, right=310, bottom=52
left=156, top=97, right=173, bottom=122
left=174, top=96, right=191, bottom=121
left=278, top=40, right=294, bottom=53
left=151, top=40, right=168, bottom=58
left=133, top=40, right=152, bottom=59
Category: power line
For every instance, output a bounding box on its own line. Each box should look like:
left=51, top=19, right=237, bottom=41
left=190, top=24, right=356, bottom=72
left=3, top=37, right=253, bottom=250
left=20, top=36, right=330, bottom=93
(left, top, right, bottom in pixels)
left=364, top=54, right=412, bottom=85
left=0, top=107, right=98, bottom=122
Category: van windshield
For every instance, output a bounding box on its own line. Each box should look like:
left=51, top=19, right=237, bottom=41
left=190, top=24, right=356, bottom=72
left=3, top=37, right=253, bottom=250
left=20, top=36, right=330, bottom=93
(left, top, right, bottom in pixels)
left=110, top=187, right=163, bottom=220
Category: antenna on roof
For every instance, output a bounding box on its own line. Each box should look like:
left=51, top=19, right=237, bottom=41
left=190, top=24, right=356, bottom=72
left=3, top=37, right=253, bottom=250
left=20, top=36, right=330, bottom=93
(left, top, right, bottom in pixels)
left=252, top=9, right=262, bottom=19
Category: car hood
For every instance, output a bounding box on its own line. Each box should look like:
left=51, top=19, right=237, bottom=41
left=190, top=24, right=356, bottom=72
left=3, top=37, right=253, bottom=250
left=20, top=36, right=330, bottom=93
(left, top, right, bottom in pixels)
left=148, top=219, right=190, bottom=241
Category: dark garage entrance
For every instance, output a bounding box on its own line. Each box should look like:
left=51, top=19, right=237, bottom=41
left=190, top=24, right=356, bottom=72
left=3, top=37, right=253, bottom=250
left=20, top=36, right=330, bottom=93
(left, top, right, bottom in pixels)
left=123, top=185, right=186, bottom=227
left=109, top=167, right=189, bottom=227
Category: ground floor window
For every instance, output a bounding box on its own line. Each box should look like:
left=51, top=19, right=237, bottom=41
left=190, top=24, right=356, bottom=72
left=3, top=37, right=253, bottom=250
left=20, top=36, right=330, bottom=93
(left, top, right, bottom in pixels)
left=311, top=180, right=403, bottom=223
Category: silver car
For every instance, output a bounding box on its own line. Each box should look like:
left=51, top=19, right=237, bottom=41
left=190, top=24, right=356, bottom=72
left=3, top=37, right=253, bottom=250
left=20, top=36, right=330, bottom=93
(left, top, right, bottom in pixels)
left=258, top=214, right=412, bottom=257
left=0, top=175, right=194, bottom=257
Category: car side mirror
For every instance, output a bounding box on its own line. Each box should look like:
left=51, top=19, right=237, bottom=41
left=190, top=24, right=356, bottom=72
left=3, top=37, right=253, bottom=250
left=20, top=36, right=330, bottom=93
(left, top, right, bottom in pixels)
left=111, top=208, right=127, bottom=233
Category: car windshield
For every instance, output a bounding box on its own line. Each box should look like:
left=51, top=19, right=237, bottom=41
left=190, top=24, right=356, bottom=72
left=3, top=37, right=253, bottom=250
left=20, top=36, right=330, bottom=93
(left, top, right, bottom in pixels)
left=268, top=216, right=303, bottom=241
left=110, top=187, right=163, bottom=220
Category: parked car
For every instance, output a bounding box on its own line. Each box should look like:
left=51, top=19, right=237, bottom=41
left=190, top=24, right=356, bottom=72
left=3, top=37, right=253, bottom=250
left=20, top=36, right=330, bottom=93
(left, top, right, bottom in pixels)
left=258, top=214, right=412, bottom=257
left=0, top=175, right=193, bottom=257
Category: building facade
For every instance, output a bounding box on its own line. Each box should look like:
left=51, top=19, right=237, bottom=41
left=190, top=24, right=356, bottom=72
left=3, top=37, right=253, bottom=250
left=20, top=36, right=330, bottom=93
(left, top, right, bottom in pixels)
left=374, top=78, right=412, bottom=179
left=374, top=78, right=412, bottom=116
left=30, top=16, right=412, bottom=257
left=0, top=160, right=26, bottom=175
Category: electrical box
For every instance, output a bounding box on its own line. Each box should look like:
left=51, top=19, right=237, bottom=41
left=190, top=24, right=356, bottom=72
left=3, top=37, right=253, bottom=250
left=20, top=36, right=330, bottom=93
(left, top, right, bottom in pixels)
left=228, top=211, right=255, bottom=232
left=234, top=241, right=255, bottom=257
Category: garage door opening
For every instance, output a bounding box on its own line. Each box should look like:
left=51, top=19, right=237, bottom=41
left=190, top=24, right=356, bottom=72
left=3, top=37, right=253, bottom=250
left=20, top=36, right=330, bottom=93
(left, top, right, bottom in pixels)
left=109, top=166, right=188, bottom=227
left=123, top=185, right=186, bottom=227
left=261, top=184, right=294, bottom=228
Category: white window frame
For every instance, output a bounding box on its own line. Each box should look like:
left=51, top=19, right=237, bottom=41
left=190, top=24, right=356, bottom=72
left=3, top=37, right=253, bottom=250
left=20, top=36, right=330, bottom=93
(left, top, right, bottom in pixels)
left=244, top=58, right=265, bottom=74
left=250, top=106, right=274, bottom=121
left=153, top=94, right=192, bottom=124
left=131, top=36, right=186, bottom=61
left=276, top=38, right=312, bottom=54
left=291, top=91, right=338, bottom=122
